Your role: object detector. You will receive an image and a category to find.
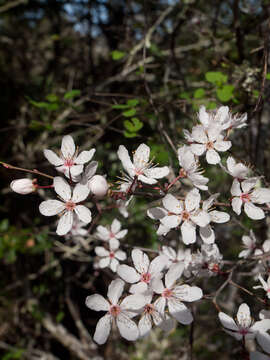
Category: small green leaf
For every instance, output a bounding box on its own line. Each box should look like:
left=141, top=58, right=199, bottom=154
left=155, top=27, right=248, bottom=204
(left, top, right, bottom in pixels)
left=127, top=99, right=139, bottom=107
left=193, top=88, right=205, bottom=99
left=124, top=118, right=143, bottom=132
left=206, top=101, right=217, bottom=109
left=253, top=90, right=259, bottom=98
left=205, top=71, right=228, bottom=85
left=124, top=131, right=137, bottom=138
left=216, top=85, right=234, bottom=102
left=111, top=50, right=126, bottom=60
left=179, top=91, right=190, bottom=99
left=46, top=94, right=59, bottom=102
left=56, top=311, right=65, bottom=323
left=122, top=108, right=137, bottom=117
left=112, top=104, right=130, bottom=109
left=63, top=89, right=81, bottom=100
left=266, top=73, right=270, bottom=80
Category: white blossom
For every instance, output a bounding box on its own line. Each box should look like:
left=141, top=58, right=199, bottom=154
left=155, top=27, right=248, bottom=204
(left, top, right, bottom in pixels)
left=69, top=218, right=88, bottom=237
left=39, top=177, right=91, bottom=235
left=44, top=135, right=95, bottom=180
left=191, top=243, right=223, bottom=277
left=231, top=178, right=270, bottom=220
left=254, top=275, right=270, bottom=298
left=95, top=240, right=127, bottom=272
left=88, top=175, right=108, bottom=198
left=85, top=278, right=147, bottom=344
left=95, top=219, right=127, bottom=249
left=160, top=246, right=192, bottom=277
left=239, top=230, right=259, bottom=258
left=223, top=156, right=250, bottom=180
left=117, top=143, right=169, bottom=185
left=10, top=178, right=36, bottom=194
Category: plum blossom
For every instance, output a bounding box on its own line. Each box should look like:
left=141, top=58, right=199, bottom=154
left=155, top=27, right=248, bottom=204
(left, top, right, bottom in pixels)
left=239, top=230, right=261, bottom=258
left=44, top=135, right=95, bottom=180
left=148, top=189, right=210, bottom=244
left=223, top=156, right=250, bottom=180
left=160, top=246, right=192, bottom=276
left=95, top=219, right=127, bottom=249
left=95, top=240, right=127, bottom=272
left=85, top=278, right=147, bottom=344
left=199, top=194, right=230, bottom=244
left=39, top=177, right=91, bottom=236
left=191, top=244, right=223, bottom=277
left=117, top=143, right=169, bottom=185
left=117, top=249, right=167, bottom=294
left=254, top=275, right=270, bottom=298
left=88, top=175, right=108, bottom=198
left=152, top=262, right=203, bottom=325
left=69, top=218, right=88, bottom=237
left=218, top=303, right=270, bottom=341
left=177, top=146, right=209, bottom=191
left=10, top=178, right=36, bottom=194
left=231, top=178, right=270, bottom=220
left=184, top=123, right=231, bottom=164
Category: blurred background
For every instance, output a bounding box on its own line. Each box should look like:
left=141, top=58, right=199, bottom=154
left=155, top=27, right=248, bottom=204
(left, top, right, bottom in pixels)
left=0, top=0, right=270, bottom=359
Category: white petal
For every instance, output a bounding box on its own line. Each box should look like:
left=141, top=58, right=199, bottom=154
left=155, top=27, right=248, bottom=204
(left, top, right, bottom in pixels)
left=251, top=188, right=270, bottom=204
left=75, top=149, right=95, bottom=164
left=214, top=140, right=231, bottom=152
left=160, top=215, right=181, bottom=229
left=144, top=166, right=169, bottom=179
left=191, top=125, right=208, bottom=143
left=39, top=200, right=65, bottom=216
left=244, top=202, right=265, bottom=220
left=168, top=299, right=193, bottom=324
left=250, top=351, right=269, bottom=360
left=138, top=174, right=157, bottom=184
left=139, top=314, right=152, bottom=337
left=151, top=278, right=165, bottom=294
left=85, top=294, right=110, bottom=311
left=161, top=246, right=176, bottom=260
left=231, top=179, right=242, bottom=196
left=158, top=313, right=175, bottom=333
left=153, top=297, right=166, bottom=322
left=72, top=184, right=90, bottom=203
left=191, top=210, right=210, bottom=227
left=115, top=250, right=127, bottom=261
left=129, top=282, right=148, bottom=294
left=54, top=177, right=71, bottom=201
left=198, top=106, right=209, bottom=127
left=121, top=294, right=148, bottom=310
left=242, top=235, right=253, bottom=247
left=251, top=319, right=270, bottom=332
left=115, top=229, right=128, bottom=239
left=162, top=194, right=183, bottom=213
left=96, top=225, right=110, bottom=241
left=232, top=197, right=242, bottom=215
left=132, top=249, right=150, bottom=274
left=157, top=223, right=170, bottom=236
left=111, top=219, right=121, bottom=234
left=116, top=312, right=139, bottom=341
left=218, top=312, right=238, bottom=331
left=257, top=332, right=270, bottom=353
left=210, top=210, right=230, bottom=223
left=207, top=125, right=222, bottom=142
left=185, top=188, right=200, bottom=212
left=70, top=164, right=84, bottom=177
left=117, top=265, right=140, bottom=284
left=56, top=211, right=73, bottom=235
left=165, top=262, right=184, bottom=289
left=206, top=149, right=220, bottom=164
left=241, top=177, right=258, bottom=193
left=109, top=238, right=120, bottom=251
left=99, top=257, right=110, bottom=268
left=237, top=303, right=251, bottom=328
left=95, top=246, right=109, bottom=257
left=93, top=314, right=112, bottom=345
left=107, top=278, right=125, bottom=305
left=149, top=255, right=167, bottom=276
left=61, top=135, right=75, bottom=159
left=83, top=161, right=98, bottom=180
left=43, top=149, right=63, bottom=166
left=74, top=205, right=92, bottom=223
left=110, top=258, right=119, bottom=272
left=117, top=145, right=135, bottom=177
left=133, top=143, right=150, bottom=168
left=174, top=285, right=203, bottom=302
left=200, top=225, right=215, bottom=244
left=238, top=249, right=250, bottom=258
left=190, top=144, right=206, bottom=156
left=147, top=207, right=167, bottom=220
left=181, top=221, right=196, bottom=245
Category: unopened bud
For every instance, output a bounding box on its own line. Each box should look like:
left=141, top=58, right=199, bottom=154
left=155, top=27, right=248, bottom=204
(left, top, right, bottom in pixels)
left=10, top=178, right=36, bottom=194
left=88, top=175, right=108, bottom=199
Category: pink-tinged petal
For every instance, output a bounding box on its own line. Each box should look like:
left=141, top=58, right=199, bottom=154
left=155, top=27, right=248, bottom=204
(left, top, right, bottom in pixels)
left=161, top=215, right=181, bottom=229
left=54, top=177, right=71, bottom=201
left=133, top=143, right=150, bottom=168
left=241, top=177, right=258, bottom=193
left=129, top=282, right=148, bottom=294
left=56, top=211, right=73, bottom=235
left=111, top=218, right=121, bottom=234
left=206, top=149, right=220, bottom=164
left=210, top=210, right=230, bottom=223
left=85, top=294, right=110, bottom=311
left=93, top=314, right=112, bottom=345
left=72, top=184, right=90, bottom=203
left=121, top=294, right=148, bottom=311
left=39, top=200, right=65, bottom=216
left=115, top=229, right=128, bottom=239
left=115, top=250, right=126, bottom=261
left=147, top=207, right=167, bottom=220
left=116, top=313, right=139, bottom=341
left=95, top=246, right=109, bottom=257
left=236, top=303, right=251, bottom=327
left=75, top=149, right=95, bottom=164
left=153, top=296, right=166, bottom=322
left=185, top=188, right=200, bottom=212
left=244, top=202, right=265, bottom=220
left=110, top=258, right=119, bottom=272
left=190, top=144, right=206, bottom=156
left=144, top=166, right=169, bottom=179
left=132, top=249, right=150, bottom=274
left=152, top=278, right=165, bottom=294
left=107, top=278, right=125, bottom=305
left=117, top=145, right=135, bottom=177
left=162, top=194, right=183, bottom=214
left=149, top=255, right=168, bottom=276
left=174, top=285, right=203, bottom=302
left=232, top=197, right=242, bottom=215
left=74, top=205, right=91, bottom=223
left=250, top=188, right=270, bottom=204
left=168, top=299, right=193, bottom=324
left=191, top=210, right=210, bottom=227
left=117, top=265, right=140, bottom=284
left=137, top=174, right=157, bottom=184
left=139, top=313, right=152, bottom=337
left=70, top=164, right=84, bottom=177
left=200, top=225, right=215, bottom=244
left=181, top=221, right=196, bottom=245
left=191, top=125, right=208, bottom=144
left=61, top=135, right=75, bottom=159
left=99, top=257, right=110, bottom=268
left=256, top=332, right=270, bottom=353
left=218, top=312, right=238, bottom=331
left=96, top=225, right=110, bottom=241
left=214, top=140, right=231, bottom=152
left=43, top=149, right=64, bottom=166
left=165, top=262, right=184, bottom=289
left=109, top=238, right=120, bottom=251
left=231, top=179, right=242, bottom=196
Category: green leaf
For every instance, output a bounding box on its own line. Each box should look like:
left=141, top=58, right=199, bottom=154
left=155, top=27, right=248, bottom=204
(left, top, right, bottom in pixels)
left=122, top=108, right=137, bottom=117
left=266, top=73, right=270, bottom=80
left=253, top=90, right=259, bottom=98
left=216, top=85, right=234, bottom=102
left=205, top=71, right=228, bottom=85
left=179, top=91, right=190, bottom=99
left=193, top=88, right=205, bottom=99
left=206, top=101, right=217, bottom=109
left=63, top=89, right=81, bottom=100
left=124, top=118, right=143, bottom=132
left=56, top=311, right=65, bottom=323
left=124, top=131, right=137, bottom=138
left=46, top=94, right=59, bottom=102
left=111, top=50, right=126, bottom=60
left=127, top=99, right=139, bottom=107
left=28, top=100, right=51, bottom=109
left=111, top=104, right=130, bottom=109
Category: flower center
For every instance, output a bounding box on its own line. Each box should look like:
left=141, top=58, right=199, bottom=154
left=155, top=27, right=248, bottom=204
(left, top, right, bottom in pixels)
left=140, top=272, right=151, bottom=283
left=240, top=193, right=250, bottom=203
left=109, top=232, right=115, bottom=239
left=64, top=159, right=74, bottom=167
left=179, top=168, right=187, bottom=178
left=109, top=305, right=121, bottom=317
left=65, top=201, right=76, bottom=211
left=109, top=252, right=115, bottom=259
left=162, top=288, right=173, bottom=298
left=239, top=328, right=249, bottom=336
left=144, top=303, right=154, bottom=314
left=206, top=141, right=214, bottom=150
left=182, top=210, right=190, bottom=221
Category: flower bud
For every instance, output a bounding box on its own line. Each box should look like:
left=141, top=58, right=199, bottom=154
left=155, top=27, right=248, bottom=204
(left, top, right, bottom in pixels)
left=88, top=175, right=108, bottom=199
left=10, top=178, right=36, bottom=194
